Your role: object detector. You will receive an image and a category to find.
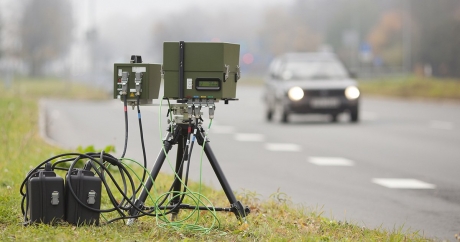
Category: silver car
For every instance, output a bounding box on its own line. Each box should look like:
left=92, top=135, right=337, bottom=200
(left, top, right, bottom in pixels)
left=264, top=52, right=360, bottom=123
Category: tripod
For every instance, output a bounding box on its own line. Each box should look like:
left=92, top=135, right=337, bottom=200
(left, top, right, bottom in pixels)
left=127, top=104, right=249, bottom=225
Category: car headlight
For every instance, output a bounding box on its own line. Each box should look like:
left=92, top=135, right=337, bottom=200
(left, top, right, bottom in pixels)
left=345, top=86, right=360, bottom=100
left=288, top=87, right=304, bottom=101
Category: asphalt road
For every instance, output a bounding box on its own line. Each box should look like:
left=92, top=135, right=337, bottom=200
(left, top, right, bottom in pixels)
left=41, top=86, right=460, bottom=241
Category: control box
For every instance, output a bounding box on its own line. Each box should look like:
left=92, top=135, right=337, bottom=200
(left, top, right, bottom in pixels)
left=113, top=63, right=162, bottom=105
left=163, top=41, right=240, bottom=101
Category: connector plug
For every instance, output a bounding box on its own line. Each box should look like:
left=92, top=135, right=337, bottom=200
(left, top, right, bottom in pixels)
left=134, top=72, right=143, bottom=96
left=121, top=72, right=129, bottom=95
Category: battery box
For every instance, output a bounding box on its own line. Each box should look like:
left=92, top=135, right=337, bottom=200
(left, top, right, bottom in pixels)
left=65, top=168, right=102, bottom=225
left=27, top=164, right=65, bottom=224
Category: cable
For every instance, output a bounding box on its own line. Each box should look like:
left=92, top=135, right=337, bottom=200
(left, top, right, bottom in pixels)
left=135, top=95, right=148, bottom=195
left=154, top=98, right=220, bottom=231
left=20, top=152, right=141, bottom=225
left=21, top=98, right=224, bottom=230
left=121, top=94, right=129, bottom=158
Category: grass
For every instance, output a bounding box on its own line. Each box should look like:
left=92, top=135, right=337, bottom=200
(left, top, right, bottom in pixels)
left=359, top=75, right=460, bottom=101
left=0, top=77, right=430, bottom=241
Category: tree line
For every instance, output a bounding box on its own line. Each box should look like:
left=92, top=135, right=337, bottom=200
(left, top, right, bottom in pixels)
left=2, top=0, right=460, bottom=78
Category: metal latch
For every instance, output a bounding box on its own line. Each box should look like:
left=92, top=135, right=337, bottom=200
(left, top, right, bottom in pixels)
left=87, top=190, right=97, bottom=205
left=224, top=64, right=230, bottom=81
left=51, top=191, right=59, bottom=205
left=235, top=65, right=240, bottom=82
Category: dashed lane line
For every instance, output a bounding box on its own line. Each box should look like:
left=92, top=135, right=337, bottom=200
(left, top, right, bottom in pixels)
left=234, top=133, right=265, bottom=142
left=308, top=157, right=355, bottom=166
left=265, top=143, right=302, bottom=152
left=372, top=178, right=436, bottom=189
left=429, top=120, right=454, bottom=130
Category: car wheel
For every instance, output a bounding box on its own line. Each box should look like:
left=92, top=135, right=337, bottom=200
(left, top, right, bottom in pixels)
left=350, top=107, right=359, bottom=122
left=281, top=111, right=289, bottom=123
left=275, top=101, right=289, bottom=123
left=266, top=109, right=273, bottom=121
left=331, top=114, right=338, bottom=122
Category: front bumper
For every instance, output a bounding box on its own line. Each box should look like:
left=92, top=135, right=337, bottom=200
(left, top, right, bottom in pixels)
left=284, top=89, right=359, bottom=114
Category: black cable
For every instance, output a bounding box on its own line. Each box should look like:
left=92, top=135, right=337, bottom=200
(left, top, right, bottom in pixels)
left=135, top=95, right=148, bottom=193
left=94, top=151, right=131, bottom=211
left=20, top=152, right=142, bottom=224
left=65, top=153, right=136, bottom=213
left=96, top=151, right=129, bottom=215
left=19, top=112, right=209, bottom=224
left=121, top=94, right=128, bottom=158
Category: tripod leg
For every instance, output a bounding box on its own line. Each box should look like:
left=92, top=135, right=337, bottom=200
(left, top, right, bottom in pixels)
left=170, top=134, right=185, bottom=221
left=196, top=128, right=250, bottom=219
left=127, top=127, right=181, bottom=225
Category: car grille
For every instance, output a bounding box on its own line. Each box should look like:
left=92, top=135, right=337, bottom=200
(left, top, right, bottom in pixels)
left=304, top=89, right=345, bottom=98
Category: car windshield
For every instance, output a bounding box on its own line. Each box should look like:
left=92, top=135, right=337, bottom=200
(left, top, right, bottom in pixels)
left=281, top=60, right=349, bottom=80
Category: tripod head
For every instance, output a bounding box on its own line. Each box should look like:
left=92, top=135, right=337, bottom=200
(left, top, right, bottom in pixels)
left=167, top=100, right=215, bottom=127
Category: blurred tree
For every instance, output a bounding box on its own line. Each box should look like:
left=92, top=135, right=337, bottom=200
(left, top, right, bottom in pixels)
left=258, top=7, right=321, bottom=58
left=20, top=0, right=73, bottom=76
left=410, top=0, right=460, bottom=77
left=326, top=0, right=383, bottom=69
left=367, top=9, right=404, bottom=66
left=0, top=11, right=3, bottom=59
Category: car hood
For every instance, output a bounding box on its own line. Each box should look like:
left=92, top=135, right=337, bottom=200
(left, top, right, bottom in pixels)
left=281, top=78, right=358, bottom=90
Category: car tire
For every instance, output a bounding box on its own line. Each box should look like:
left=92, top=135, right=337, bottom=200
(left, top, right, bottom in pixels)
left=331, top=114, right=338, bottom=122
left=275, top=101, right=289, bottom=123
left=281, top=111, right=289, bottom=123
left=350, top=107, right=359, bottom=122
left=266, top=109, right=273, bottom=121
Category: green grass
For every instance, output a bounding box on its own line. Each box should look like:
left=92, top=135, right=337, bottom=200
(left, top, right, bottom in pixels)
left=0, top=77, right=430, bottom=241
left=359, top=75, right=460, bottom=100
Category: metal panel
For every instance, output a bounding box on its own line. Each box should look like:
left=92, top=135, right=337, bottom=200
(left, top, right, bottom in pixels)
left=163, top=42, right=240, bottom=100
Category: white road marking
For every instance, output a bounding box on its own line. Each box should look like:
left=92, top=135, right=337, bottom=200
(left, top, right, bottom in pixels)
left=372, top=178, right=436, bottom=189
left=429, top=120, right=453, bottom=130
left=265, top=143, right=301, bottom=152
left=210, top=125, right=236, bottom=134
left=308, top=157, right=355, bottom=166
left=234, top=133, right=265, bottom=142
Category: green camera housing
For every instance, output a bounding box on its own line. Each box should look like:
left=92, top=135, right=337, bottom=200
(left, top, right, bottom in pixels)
left=163, top=41, right=240, bottom=101
left=113, top=63, right=162, bottom=104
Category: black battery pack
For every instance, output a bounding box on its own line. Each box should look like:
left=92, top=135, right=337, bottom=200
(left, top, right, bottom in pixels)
left=65, top=168, right=101, bottom=225
left=27, top=163, right=65, bottom=224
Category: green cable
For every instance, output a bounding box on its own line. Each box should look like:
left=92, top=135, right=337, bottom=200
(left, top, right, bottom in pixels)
left=120, top=158, right=159, bottom=206
left=155, top=98, right=221, bottom=232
